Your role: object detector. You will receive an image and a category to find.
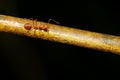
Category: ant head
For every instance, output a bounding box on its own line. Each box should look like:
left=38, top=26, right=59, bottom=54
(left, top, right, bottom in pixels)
left=42, top=24, right=48, bottom=31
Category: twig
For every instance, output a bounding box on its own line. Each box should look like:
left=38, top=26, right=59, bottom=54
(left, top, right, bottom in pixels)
left=0, top=14, right=120, bottom=55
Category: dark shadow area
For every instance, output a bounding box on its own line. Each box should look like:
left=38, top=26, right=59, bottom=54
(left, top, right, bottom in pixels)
left=0, top=0, right=120, bottom=80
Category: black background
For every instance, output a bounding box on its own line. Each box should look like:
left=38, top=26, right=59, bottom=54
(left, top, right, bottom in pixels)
left=0, top=0, right=120, bottom=80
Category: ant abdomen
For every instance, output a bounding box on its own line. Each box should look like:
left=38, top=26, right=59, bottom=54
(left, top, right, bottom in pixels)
left=24, top=23, right=32, bottom=30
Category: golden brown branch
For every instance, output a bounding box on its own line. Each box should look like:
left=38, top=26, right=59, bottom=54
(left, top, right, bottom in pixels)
left=0, top=14, right=120, bottom=55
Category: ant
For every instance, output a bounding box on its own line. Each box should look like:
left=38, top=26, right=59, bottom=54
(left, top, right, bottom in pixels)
left=24, top=19, right=59, bottom=31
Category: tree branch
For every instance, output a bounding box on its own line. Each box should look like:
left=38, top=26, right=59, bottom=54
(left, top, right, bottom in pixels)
left=0, top=14, right=120, bottom=55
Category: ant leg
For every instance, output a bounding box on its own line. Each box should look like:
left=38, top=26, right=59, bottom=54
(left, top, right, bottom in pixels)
left=33, top=19, right=38, bottom=35
left=34, top=19, right=37, bottom=28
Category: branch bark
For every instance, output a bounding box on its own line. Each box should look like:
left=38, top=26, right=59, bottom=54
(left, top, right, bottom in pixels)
left=0, top=14, right=120, bottom=55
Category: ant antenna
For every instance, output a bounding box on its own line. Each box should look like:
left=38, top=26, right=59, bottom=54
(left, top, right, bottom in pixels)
left=48, top=19, right=60, bottom=25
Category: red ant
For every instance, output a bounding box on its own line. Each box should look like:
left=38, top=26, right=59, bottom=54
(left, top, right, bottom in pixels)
left=24, top=19, right=59, bottom=31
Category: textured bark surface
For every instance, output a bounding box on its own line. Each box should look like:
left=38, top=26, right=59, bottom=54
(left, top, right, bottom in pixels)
left=0, top=14, right=120, bottom=54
